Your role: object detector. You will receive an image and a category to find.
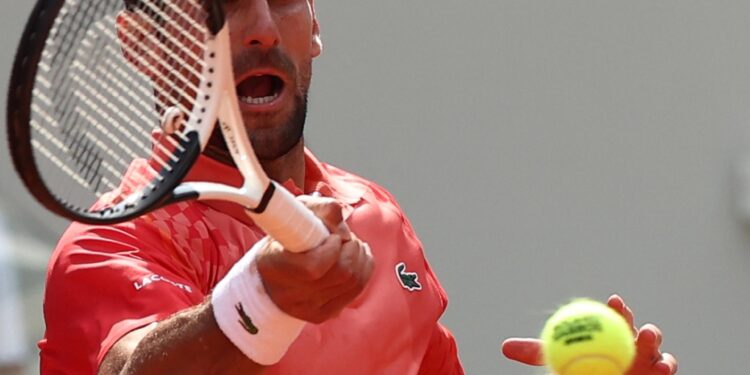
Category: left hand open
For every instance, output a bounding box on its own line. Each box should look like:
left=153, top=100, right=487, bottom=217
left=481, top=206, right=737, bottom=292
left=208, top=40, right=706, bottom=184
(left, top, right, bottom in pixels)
left=501, top=294, right=678, bottom=374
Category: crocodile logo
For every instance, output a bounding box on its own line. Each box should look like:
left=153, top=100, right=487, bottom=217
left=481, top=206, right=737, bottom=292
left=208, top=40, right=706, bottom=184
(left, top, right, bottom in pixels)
left=395, top=262, right=422, bottom=291
left=236, top=303, right=259, bottom=335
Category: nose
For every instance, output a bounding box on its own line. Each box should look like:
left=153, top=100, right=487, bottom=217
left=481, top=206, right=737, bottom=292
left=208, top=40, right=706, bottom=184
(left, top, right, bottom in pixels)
left=238, top=1, right=281, bottom=49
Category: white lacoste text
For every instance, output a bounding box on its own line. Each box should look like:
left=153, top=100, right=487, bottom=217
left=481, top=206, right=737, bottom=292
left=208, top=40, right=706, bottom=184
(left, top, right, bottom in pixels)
left=133, top=274, right=193, bottom=293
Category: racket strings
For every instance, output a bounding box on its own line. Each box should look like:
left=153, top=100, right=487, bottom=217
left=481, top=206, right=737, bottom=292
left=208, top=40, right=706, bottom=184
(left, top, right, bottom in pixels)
left=28, top=0, right=211, bottom=212
left=117, top=15, right=203, bottom=98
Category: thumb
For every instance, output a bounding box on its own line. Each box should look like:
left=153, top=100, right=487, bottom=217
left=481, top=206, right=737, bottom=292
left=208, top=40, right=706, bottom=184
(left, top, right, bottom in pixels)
left=297, top=195, right=351, bottom=241
left=501, top=338, right=545, bottom=366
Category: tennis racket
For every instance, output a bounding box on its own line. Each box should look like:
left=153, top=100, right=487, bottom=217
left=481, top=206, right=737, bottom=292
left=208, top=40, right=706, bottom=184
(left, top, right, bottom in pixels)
left=6, top=0, right=328, bottom=252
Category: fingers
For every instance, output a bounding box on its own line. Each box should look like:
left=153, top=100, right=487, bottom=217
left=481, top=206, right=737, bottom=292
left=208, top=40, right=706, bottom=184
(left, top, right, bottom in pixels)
left=635, top=324, right=666, bottom=370
left=336, top=236, right=374, bottom=289
left=500, top=338, right=545, bottom=366
left=608, top=296, right=677, bottom=375
left=262, top=194, right=357, bottom=282
left=297, top=195, right=351, bottom=240
left=636, top=324, right=663, bottom=358
left=292, top=237, right=373, bottom=323
left=656, top=352, right=678, bottom=374
left=627, top=324, right=676, bottom=375
left=258, top=234, right=344, bottom=283
left=607, top=294, right=636, bottom=335
left=256, top=227, right=374, bottom=323
left=303, top=236, right=374, bottom=293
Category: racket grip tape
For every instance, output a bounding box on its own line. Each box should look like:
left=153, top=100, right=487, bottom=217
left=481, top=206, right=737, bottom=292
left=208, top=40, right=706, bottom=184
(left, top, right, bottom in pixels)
left=248, top=182, right=329, bottom=253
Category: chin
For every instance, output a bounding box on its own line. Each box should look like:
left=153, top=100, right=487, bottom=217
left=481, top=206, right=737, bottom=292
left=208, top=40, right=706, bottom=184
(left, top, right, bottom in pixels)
left=247, top=123, right=304, bottom=161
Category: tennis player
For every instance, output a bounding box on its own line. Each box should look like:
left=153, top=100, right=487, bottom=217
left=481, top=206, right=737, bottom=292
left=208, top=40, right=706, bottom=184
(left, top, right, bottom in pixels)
left=38, top=1, right=676, bottom=374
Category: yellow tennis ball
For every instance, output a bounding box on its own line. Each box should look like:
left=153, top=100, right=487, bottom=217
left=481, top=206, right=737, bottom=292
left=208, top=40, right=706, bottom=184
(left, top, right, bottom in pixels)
left=540, top=299, right=635, bottom=375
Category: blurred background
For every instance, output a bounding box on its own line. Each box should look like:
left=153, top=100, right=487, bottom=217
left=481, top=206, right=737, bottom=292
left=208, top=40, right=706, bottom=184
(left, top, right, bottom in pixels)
left=3, top=1, right=750, bottom=373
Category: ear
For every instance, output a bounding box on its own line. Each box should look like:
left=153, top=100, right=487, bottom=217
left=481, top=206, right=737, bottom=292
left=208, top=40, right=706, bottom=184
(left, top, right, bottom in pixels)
left=115, top=10, right=164, bottom=79
left=310, top=1, right=322, bottom=58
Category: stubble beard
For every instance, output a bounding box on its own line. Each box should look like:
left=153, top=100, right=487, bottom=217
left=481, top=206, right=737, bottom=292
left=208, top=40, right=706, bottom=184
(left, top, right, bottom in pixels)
left=246, top=86, right=309, bottom=161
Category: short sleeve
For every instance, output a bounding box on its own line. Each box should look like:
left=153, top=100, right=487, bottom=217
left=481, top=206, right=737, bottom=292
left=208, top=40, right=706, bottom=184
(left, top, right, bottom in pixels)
left=39, top=221, right=206, bottom=375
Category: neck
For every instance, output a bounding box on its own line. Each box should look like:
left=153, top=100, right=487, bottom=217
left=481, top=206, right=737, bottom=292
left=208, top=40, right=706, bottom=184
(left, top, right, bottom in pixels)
left=260, top=140, right=306, bottom=190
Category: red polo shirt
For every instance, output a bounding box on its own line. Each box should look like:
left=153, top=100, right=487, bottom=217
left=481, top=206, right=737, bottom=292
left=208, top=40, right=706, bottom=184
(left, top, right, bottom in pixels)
left=39, top=149, right=463, bottom=374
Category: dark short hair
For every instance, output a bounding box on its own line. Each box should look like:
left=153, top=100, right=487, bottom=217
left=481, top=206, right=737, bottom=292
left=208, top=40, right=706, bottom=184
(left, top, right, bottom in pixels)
left=123, top=0, right=139, bottom=11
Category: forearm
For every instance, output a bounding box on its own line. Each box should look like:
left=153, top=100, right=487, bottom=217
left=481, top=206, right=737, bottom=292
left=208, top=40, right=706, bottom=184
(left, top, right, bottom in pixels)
left=117, top=300, right=264, bottom=375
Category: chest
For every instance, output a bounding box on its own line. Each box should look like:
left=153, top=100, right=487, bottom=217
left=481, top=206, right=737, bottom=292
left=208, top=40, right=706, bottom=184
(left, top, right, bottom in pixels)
left=267, top=202, right=446, bottom=374
left=183, top=199, right=446, bottom=373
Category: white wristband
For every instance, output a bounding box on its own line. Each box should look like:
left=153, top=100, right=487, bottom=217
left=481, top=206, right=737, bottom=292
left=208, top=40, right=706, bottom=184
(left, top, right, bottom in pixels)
left=211, top=237, right=305, bottom=365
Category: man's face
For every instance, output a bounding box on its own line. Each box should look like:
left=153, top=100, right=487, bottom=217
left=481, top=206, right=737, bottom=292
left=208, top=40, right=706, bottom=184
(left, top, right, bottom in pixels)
left=225, top=0, right=321, bottom=160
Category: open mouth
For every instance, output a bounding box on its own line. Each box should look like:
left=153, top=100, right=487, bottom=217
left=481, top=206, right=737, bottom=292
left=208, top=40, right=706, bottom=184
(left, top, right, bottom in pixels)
left=236, top=74, right=285, bottom=106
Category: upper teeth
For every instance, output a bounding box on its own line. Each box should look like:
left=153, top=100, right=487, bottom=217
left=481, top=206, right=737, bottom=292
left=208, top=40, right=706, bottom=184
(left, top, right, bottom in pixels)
left=240, top=92, right=280, bottom=105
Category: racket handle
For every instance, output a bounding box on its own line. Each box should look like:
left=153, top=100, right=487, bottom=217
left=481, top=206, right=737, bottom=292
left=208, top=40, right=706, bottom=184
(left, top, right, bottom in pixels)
left=250, top=182, right=329, bottom=253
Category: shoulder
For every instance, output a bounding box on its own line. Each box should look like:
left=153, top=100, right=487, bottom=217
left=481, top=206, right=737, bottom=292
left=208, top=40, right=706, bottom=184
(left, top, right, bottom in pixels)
left=321, top=162, right=403, bottom=209
left=49, top=221, right=142, bottom=270
left=47, top=201, right=209, bottom=274
left=41, top=203, right=214, bottom=374
left=320, top=162, right=423, bottom=244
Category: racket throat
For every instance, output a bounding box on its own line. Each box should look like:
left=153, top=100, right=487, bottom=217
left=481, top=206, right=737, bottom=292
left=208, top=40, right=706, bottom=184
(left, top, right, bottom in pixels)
left=171, top=181, right=277, bottom=213
left=248, top=182, right=275, bottom=214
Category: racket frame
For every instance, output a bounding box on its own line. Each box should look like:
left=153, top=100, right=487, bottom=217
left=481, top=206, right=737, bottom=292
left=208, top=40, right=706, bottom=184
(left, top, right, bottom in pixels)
left=7, top=0, right=328, bottom=252
left=7, top=0, right=215, bottom=224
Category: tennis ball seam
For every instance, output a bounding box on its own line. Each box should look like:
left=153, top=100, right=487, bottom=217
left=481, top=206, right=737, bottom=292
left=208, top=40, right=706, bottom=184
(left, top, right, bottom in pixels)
left=558, top=354, right=627, bottom=374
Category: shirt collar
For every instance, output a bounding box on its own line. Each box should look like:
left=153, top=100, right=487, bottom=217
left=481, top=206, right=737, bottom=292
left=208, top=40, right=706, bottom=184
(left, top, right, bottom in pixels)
left=300, top=149, right=365, bottom=206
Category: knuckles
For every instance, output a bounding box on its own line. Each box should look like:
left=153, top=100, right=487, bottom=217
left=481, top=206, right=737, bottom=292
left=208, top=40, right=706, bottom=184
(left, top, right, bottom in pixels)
left=252, top=195, right=375, bottom=324
left=297, top=196, right=345, bottom=231
left=256, top=234, right=375, bottom=324
left=305, top=312, right=331, bottom=325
